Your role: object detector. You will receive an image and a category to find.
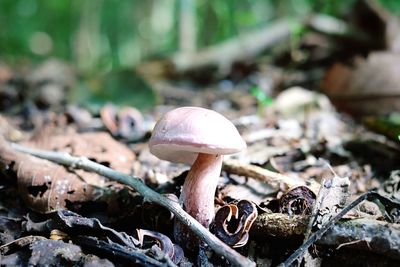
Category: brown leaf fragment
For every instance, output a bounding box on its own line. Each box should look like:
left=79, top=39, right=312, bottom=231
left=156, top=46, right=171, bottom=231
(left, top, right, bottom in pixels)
left=100, top=104, right=145, bottom=141
left=0, top=133, right=136, bottom=214
left=307, top=169, right=350, bottom=233
left=322, top=52, right=400, bottom=116
left=27, top=132, right=135, bottom=178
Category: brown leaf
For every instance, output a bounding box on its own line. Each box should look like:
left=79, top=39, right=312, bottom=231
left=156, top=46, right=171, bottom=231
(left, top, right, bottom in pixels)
left=210, top=200, right=257, bottom=248
left=322, top=52, right=400, bottom=116
left=0, top=132, right=136, bottom=214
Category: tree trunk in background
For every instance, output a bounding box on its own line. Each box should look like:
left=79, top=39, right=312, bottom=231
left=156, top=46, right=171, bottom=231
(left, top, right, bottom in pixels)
left=179, top=0, right=197, bottom=53
left=74, top=0, right=104, bottom=74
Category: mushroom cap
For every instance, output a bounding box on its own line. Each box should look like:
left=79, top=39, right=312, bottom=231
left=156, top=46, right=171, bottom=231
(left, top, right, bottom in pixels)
left=149, top=107, right=246, bottom=164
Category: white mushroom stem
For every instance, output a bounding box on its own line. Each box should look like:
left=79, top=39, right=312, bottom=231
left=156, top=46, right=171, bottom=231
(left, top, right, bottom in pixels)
left=180, top=153, right=222, bottom=228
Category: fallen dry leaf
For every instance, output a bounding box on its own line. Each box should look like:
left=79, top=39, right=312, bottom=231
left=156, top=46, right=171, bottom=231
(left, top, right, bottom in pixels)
left=0, top=132, right=136, bottom=214
left=322, top=52, right=400, bottom=116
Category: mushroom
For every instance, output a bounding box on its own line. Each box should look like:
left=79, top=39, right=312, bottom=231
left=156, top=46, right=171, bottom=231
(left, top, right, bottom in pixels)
left=149, top=107, right=246, bottom=247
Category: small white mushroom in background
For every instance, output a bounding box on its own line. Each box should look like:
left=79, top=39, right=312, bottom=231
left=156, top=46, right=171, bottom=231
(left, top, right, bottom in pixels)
left=149, top=106, right=246, bottom=249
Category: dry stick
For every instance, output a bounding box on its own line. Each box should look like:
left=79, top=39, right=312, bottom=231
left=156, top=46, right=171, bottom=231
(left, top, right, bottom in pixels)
left=10, top=143, right=254, bottom=267
left=278, top=192, right=372, bottom=267
left=223, top=159, right=320, bottom=193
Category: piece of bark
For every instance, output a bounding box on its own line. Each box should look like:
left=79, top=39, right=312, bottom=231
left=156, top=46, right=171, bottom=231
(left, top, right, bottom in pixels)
left=251, top=213, right=308, bottom=237
left=301, top=171, right=350, bottom=265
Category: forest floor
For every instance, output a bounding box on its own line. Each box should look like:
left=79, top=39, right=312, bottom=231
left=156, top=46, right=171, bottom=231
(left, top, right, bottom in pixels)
left=1, top=1, right=400, bottom=266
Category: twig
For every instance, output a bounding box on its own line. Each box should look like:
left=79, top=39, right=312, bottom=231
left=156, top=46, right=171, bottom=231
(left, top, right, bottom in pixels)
left=223, top=159, right=320, bottom=193
left=278, top=192, right=372, bottom=267
left=10, top=143, right=255, bottom=267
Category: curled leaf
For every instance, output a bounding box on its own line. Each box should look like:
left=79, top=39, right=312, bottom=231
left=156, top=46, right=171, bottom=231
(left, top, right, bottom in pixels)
left=137, top=229, right=183, bottom=264
left=100, top=104, right=145, bottom=141
left=211, top=200, right=258, bottom=248
left=279, top=186, right=316, bottom=216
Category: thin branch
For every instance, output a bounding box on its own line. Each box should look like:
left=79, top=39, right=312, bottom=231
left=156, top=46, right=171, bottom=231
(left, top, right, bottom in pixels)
left=10, top=142, right=255, bottom=267
left=223, top=159, right=320, bottom=193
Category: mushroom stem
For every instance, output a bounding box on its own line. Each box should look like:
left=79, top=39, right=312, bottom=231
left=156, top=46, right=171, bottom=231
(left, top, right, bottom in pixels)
left=180, top=153, right=222, bottom=227
left=174, top=153, right=222, bottom=249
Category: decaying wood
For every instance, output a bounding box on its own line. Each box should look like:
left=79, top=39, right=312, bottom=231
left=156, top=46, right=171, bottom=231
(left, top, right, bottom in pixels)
left=251, top=213, right=308, bottom=237
left=9, top=142, right=255, bottom=267
left=251, top=213, right=400, bottom=260
left=223, top=159, right=320, bottom=193
left=278, top=190, right=400, bottom=266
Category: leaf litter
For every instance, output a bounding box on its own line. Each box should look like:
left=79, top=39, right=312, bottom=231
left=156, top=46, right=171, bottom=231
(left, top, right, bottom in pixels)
left=1, top=2, right=400, bottom=266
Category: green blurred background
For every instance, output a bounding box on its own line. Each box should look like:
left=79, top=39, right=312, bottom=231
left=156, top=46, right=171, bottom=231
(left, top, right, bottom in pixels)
left=2, top=0, right=399, bottom=75
left=1, top=0, right=399, bottom=111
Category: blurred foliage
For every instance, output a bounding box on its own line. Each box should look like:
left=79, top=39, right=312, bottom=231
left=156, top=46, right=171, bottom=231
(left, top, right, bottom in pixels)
left=364, top=113, right=400, bottom=142
left=2, top=0, right=399, bottom=74
left=249, top=86, right=273, bottom=116
left=1, top=0, right=400, bottom=110
left=70, top=70, right=158, bottom=112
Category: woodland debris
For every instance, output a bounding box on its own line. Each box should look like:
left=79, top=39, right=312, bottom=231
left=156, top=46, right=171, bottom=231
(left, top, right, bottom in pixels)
left=100, top=104, right=146, bottom=141
left=322, top=52, right=400, bottom=116
left=271, top=86, right=334, bottom=118
left=210, top=200, right=258, bottom=248
left=10, top=142, right=256, bottom=267
left=75, top=235, right=172, bottom=267
left=0, top=235, right=47, bottom=255
left=301, top=168, right=350, bottom=265
left=28, top=239, right=83, bottom=266
left=0, top=133, right=136, bottom=214
left=305, top=169, right=350, bottom=237
left=251, top=213, right=400, bottom=260
left=279, top=186, right=316, bottom=216
left=280, top=190, right=400, bottom=266
left=223, top=159, right=320, bottom=193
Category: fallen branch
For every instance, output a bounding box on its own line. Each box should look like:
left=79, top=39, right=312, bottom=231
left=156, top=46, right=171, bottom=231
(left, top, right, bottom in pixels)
left=223, top=159, right=320, bottom=193
left=10, top=142, right=255, bottom=267
left=251, top=213, right=400, bottom=260
left=279, top=191, right=399, bottom=266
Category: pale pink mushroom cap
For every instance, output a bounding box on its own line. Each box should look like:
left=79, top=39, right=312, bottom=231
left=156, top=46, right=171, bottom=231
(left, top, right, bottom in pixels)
left=149, top=107, right=246, bottom=164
